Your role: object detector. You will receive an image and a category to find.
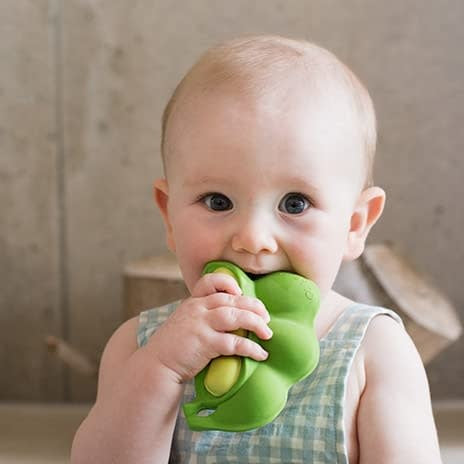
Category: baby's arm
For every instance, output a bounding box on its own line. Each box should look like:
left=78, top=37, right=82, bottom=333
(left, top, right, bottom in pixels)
left=70, top=316, right=185, bottom=463
left=357, top=316, right=442, bottom=463
left=71, top=273, right=271, bottom=463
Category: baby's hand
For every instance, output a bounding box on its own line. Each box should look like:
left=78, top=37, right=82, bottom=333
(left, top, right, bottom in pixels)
left=146, top=272, right=272, bottom=384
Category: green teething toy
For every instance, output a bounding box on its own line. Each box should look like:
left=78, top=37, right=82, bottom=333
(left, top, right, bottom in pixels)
left=182, top=260, right=320, bottom=432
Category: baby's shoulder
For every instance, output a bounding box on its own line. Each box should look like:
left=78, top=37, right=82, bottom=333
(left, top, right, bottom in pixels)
left=94, top=316, right=140, bottom=399
left=104, top=300, right=180, bottom=356
left=99, top=316, right=140, bottom=365
left=360, top=312, right=416, bottom=365
left=357, top=311, right=427, bottom=398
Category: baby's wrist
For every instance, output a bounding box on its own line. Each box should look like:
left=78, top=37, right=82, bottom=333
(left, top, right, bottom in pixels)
left=129, top=346, right=185, bottom=400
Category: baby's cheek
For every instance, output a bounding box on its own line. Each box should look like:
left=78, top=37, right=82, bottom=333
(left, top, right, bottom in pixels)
left=289, top=245, right=342, bottom=295
left=174, top=233, right=221, bottom=291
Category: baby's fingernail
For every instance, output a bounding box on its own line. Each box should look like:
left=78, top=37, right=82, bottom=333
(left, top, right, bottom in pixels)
left=265, top=326, right=273, bottom=338
left=259, top=349, right=269, bottom=360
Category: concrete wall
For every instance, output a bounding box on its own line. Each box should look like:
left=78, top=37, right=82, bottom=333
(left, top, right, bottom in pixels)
left=1, top=1, right=63, bottom=401
left=1, top=0, right=463, bottom=401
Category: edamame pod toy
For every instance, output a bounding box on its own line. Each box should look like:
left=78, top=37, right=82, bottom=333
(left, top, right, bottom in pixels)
left=182, top=260, right=320, bottom=432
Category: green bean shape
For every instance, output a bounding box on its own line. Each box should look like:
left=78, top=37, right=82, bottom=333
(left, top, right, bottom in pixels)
left=182, top=261, right=320, bottom=432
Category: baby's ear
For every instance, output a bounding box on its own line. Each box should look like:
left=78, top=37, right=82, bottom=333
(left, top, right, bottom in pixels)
left=344, top=186, right=386, bottom=261
left=153, top=178, right=176, bottom=252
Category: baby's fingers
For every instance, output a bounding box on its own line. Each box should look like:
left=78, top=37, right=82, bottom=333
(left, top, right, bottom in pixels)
left=217, top=332, right=269, bottom=361
left=210, top=307, right=273, bottom=341
left=206, top=293, right=270, bottom=323
left=192, top=272, right=242, bottom=298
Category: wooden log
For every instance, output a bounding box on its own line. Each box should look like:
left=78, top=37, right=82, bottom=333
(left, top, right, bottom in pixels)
left=335, top=243, right=462, bottom=364
left=123, top=253, right=189, bottom=319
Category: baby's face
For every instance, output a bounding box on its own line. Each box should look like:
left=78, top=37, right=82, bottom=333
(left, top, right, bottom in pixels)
left=158, top=85, right=366, bottom=297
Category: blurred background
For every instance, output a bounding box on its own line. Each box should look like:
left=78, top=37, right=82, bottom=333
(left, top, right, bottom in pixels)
left=1, top=0, right=463, bottom=461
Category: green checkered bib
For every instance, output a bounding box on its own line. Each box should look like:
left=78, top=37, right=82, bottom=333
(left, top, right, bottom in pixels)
left=137, top=301, right=402, bottom=463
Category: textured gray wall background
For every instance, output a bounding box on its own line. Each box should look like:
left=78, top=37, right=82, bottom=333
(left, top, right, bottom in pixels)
left=1, top=0, right=463, bottom=401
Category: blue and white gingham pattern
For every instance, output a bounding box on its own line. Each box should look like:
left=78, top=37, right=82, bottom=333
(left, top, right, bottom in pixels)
left=138, top=301, right=402, bottom=463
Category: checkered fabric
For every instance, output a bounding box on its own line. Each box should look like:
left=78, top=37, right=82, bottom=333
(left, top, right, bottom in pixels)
left=138, top=301, right=402, bottom=463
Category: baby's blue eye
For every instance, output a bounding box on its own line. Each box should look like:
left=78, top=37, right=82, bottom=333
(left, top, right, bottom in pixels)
left=202, top=193, right=233, bottom=211
left=279, top=193, right=310, bottom=214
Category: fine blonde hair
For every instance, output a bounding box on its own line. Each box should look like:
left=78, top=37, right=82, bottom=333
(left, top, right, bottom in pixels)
left=160, top=35, right=377, bottom=187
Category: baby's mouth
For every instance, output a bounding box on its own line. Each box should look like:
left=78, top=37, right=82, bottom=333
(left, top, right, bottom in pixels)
left=245, top=272, right=270, bottom=281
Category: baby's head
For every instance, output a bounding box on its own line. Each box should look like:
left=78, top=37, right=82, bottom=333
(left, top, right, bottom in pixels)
left=155, top=35, right=385, bottom=297
left=161, top=35, right=377, bottom=188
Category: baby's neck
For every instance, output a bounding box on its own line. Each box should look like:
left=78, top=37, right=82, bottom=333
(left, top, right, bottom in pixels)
left=315, top=290, right=354, bottom=340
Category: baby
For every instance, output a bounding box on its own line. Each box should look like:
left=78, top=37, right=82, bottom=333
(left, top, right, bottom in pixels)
left=72, top=35, right=442, bottom=463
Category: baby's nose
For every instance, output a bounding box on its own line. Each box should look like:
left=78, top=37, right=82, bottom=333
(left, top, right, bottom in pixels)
left=231, top=214, right=278, bottom=255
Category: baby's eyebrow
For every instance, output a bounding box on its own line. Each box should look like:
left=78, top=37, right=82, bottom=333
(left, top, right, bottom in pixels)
left=282, top=176, right=321, bottom=192
left=182, top=175, right=321, bottom=193
left=182, top=176, right=233, bottom=187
